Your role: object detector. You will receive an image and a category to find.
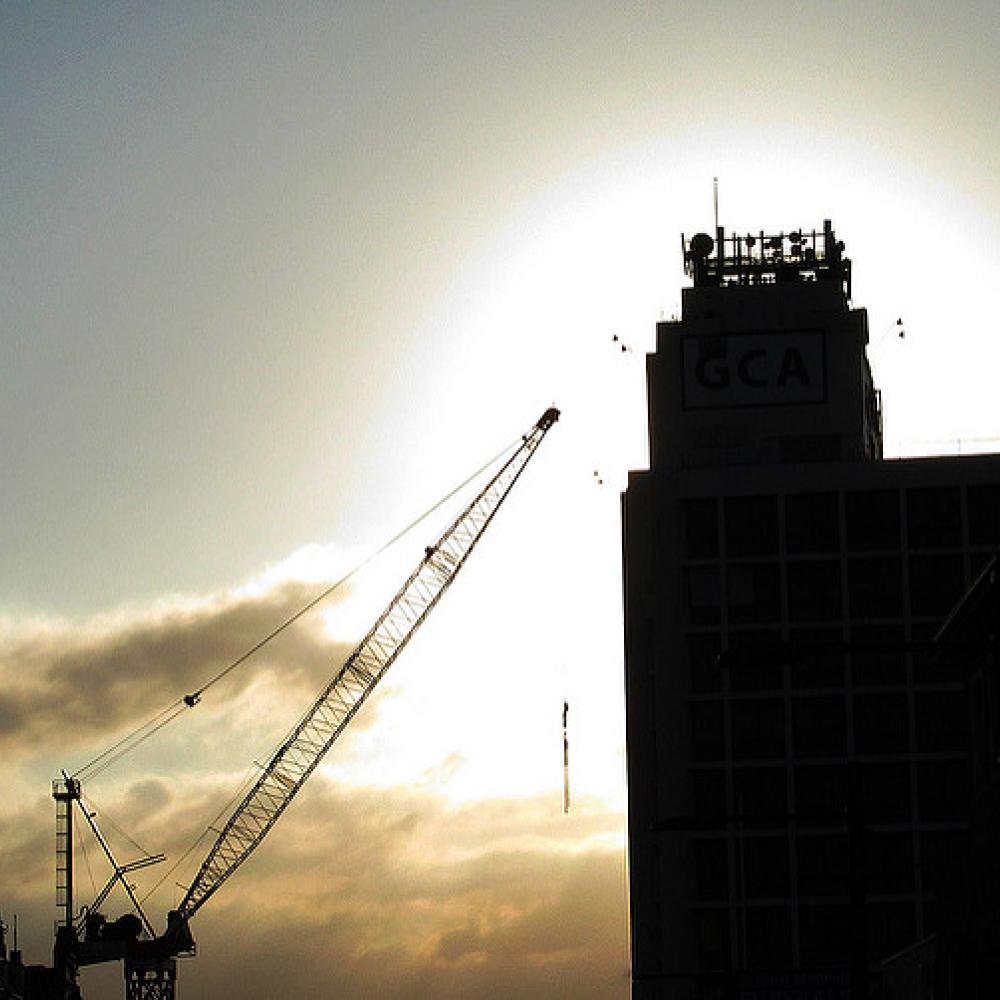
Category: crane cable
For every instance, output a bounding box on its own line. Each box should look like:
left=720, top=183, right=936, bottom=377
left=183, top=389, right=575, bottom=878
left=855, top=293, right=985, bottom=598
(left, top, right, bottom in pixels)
left=139, top=764, right=260, bottom=907
left=77, top=703, right=190, bottom=781
left=72, top=435, right=521, bottom=783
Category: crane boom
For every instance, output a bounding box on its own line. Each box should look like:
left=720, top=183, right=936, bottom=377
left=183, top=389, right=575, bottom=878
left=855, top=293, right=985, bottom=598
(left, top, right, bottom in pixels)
left=177, top=407, right=559, bottom=919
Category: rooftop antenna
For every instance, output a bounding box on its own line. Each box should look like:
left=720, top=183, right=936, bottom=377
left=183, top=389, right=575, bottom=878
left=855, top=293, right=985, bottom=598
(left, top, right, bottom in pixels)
left=713, top=177, right=719, bottom=233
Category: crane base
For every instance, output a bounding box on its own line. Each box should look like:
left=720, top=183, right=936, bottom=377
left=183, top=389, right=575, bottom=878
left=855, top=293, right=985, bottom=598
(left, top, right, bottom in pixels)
left=124, top=958, right=176, bottom=1000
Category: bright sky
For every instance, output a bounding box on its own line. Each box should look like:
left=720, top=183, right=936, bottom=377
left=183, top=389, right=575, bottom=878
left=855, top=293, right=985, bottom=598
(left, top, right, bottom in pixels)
left=2, top=3, right=999, bottom=998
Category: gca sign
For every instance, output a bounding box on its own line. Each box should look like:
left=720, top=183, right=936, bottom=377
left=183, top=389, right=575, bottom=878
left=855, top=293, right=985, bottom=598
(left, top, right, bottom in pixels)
left=681, top=331, right=827, bottom=410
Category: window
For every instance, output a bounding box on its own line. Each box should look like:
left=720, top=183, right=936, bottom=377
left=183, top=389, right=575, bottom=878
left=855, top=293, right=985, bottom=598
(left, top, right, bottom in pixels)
left=794, top=764, right=848, bottom=823
left=846, top=489, right=900, bottom=551
left=799, top=905, right=852, bottom=965
left=867, top=903, right=916, bottom=963
left=850, top=625, right=906, bottom=686
left=690, top=702, right=725, bottom=762
left=909, top=555, right=965, bottom=617
left=968, top=484, right=1000, bottom=546
left=785, top=492, right=840, bottom=554
left=917, top=761, right=970, bottom=822
left=913, top=621, right=963, bottom=684
left=728, top=629, right=783, bottom=692
left=915, top=691, right=968, bottom=753
left=853, top=693, right=909, bottom=754
left=725, top=495, right=779, bottom=557
left=789, top=627, right=845, bottom=689
left=694, top=839, right=729, bottom=899
left=733, top=766, right=787, bottom=826
left=683, top=498, right=719, bottom=557
left=691, top=768, right=726, bottom=823
left=745, top=905, right=792, bottom=969
left=695, top=908, right=730, bottom=972
left=787, top=560, right=842, bottom=621
left=921, top=830, right=967, bottom=897
left=686, top=566, right=721, bottom=625
left=732, top=700, right=786, bottom=761
left=907, top=487, right=961, bottom=549
left=858, top=763, right=911, bottom=823
left=848, top=558, right=903, bottom=619
left=743, top=836, right=790, bottom=898
left=687, top=633, right=723, bottom=693
left=797, top=835, right=850, bottom=897
left=793, top=696, right=847, bottom=758
left=865, top=833, right=914, bottom=894
left=727, top=563, right=780, bottom=624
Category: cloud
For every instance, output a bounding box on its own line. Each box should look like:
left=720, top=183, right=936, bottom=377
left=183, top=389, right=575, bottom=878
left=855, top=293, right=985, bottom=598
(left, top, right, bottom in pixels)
left=160, top=783, right=628, bottom=1000
left=2, top=569, right=628, bottom=1000
left=10, top=774, right=626, bottom=998
left=0, top=795, right=52, bottom=901
left=0, top=577, right=356, bottom=764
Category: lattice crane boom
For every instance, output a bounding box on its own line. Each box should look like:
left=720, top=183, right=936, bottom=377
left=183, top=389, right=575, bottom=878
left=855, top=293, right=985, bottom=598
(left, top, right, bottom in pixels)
left=176, top=407, right=559, bottom=920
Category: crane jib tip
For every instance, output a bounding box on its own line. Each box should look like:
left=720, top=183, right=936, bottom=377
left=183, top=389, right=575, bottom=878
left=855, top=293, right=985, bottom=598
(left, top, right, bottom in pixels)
left=536, top=407, right=560, bottom=430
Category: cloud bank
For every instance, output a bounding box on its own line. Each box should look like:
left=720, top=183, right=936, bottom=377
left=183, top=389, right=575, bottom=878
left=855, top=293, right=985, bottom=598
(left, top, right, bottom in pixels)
left=0, top=576, right=355, bottom=763
left=1, top=573, right=627, bottom=999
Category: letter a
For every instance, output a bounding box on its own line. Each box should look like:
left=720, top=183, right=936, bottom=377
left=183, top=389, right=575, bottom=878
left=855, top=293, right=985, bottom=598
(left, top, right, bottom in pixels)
left=777, top=348, right=809, bottom=387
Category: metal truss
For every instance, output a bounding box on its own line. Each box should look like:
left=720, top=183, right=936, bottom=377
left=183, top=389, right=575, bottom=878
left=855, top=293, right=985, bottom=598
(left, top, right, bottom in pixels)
left=177, top=408, right=559, bottom=918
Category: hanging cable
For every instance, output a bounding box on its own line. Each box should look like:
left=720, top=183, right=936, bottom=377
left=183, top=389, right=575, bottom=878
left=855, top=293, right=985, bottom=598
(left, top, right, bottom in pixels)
left=73, top=435, right=519, bottom=782
left=84, top=792, right=155, bottom=859
left=562, top=699, right=571, bottom=815
left=77, top=703, right=190, bottom=782
left=74, top=701, right=186, bottom=781
left=75, top=816, right=97, bottom=900
left=139, top=765, right=260, bottom=907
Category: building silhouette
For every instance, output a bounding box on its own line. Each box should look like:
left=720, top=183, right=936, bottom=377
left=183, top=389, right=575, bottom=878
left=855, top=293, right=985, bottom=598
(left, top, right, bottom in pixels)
left=622, top=222, right=1000, bottom=999
left=920, top=554, right=1000, bottom=996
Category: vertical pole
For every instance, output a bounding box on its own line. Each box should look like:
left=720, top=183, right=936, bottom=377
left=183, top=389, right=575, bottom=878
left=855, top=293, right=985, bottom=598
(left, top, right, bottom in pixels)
left=53, top=775, right=83, bottom=997
left=562, top=701, right=570, bottom=815
left=65, top=796, right=72, bottom=929
left=53, top=776, right=80, bottom=928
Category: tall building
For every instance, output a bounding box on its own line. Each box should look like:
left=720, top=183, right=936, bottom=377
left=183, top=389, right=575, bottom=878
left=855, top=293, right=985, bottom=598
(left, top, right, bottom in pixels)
left=622, top=222, right=1000, bottom=999
left=923, top=554, right=1000, bottom=996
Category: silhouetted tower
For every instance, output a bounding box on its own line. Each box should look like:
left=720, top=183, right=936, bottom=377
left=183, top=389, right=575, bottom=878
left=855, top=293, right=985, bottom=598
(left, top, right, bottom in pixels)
left=623, top=221, right=1000, bottom=999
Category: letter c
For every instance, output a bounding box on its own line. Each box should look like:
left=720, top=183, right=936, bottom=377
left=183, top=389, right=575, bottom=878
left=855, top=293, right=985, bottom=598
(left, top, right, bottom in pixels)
left=737, top=349, right=768, bottom=388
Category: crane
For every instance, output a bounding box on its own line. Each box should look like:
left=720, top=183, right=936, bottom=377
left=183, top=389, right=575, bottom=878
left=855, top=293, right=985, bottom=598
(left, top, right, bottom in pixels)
left=11, top=407, right=559, bottom=1000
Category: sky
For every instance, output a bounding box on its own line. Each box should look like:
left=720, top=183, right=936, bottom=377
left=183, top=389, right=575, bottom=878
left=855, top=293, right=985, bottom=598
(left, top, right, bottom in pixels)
left=2, top=2, right=1000, bottom=997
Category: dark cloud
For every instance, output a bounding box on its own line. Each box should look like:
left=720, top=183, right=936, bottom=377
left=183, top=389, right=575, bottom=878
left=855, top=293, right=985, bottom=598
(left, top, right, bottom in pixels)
left=0, top=795, right=52, bottom=897
left=122, top=778, right=171, bottom=818
left=0, top=579, right=355, bottom=761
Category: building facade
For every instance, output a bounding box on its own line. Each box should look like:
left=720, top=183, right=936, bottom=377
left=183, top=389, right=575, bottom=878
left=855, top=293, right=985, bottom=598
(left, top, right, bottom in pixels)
left=622, top=222, right=1000, bottom=998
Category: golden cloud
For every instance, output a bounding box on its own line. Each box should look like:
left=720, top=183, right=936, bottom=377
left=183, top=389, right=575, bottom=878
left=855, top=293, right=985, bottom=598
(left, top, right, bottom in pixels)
left=2, top=573, right=628, bottom=999
left=0, top=579, right=354, bottom=763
